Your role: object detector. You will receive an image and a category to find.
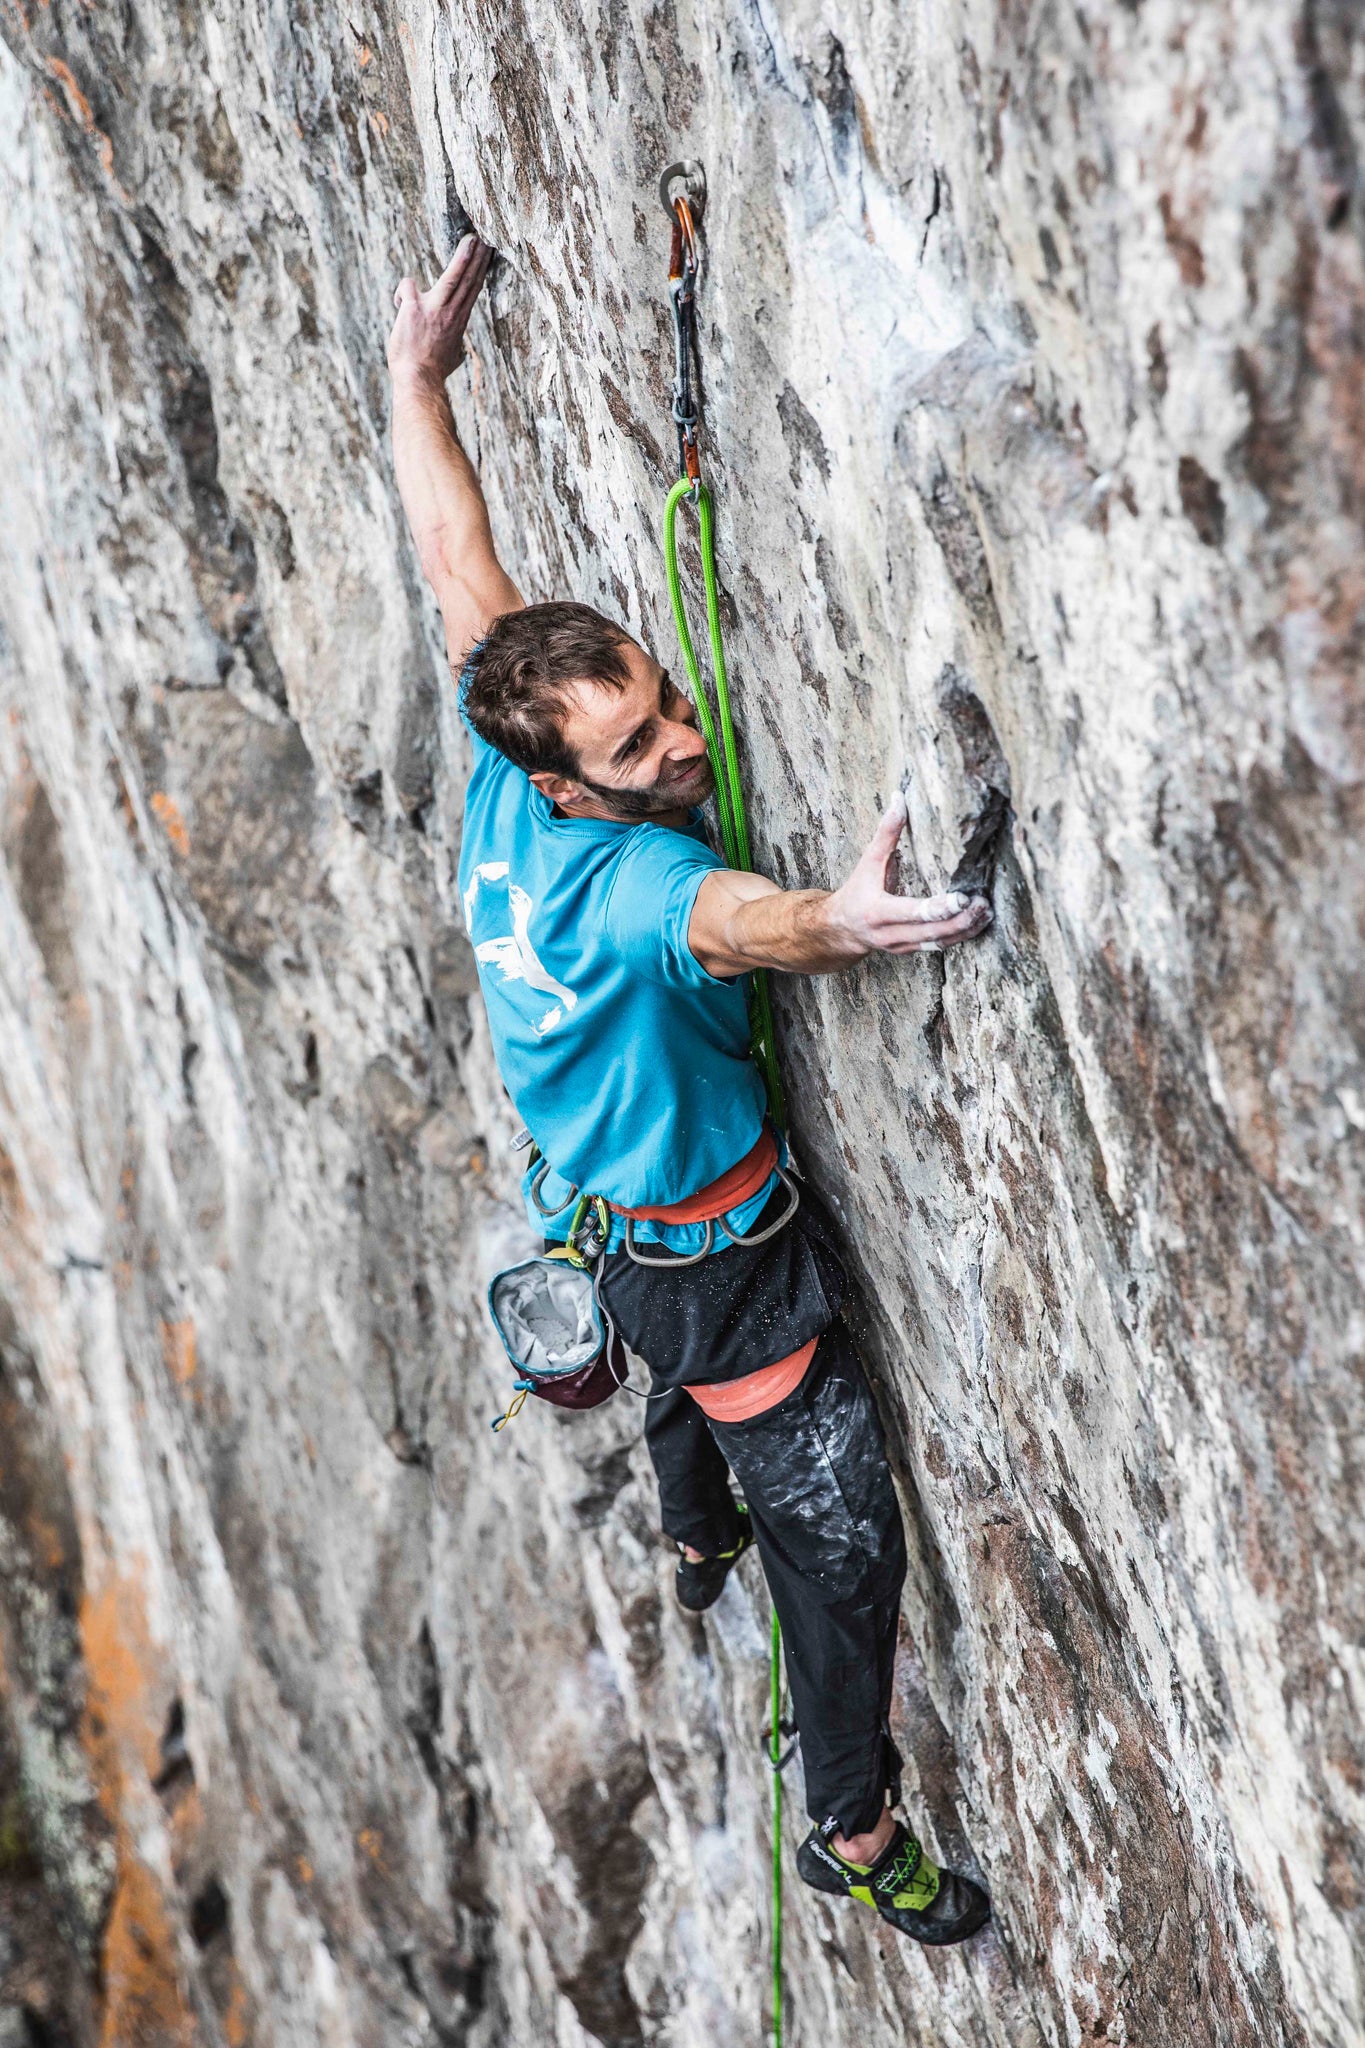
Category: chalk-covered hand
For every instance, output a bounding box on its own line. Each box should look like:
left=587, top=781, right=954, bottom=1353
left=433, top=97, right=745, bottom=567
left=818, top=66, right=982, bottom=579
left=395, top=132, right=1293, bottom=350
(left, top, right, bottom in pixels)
left=387, top=234, right=493, bottom=387
left=688, top=790, right=993, bottom=977
left=828, top=792, right=992, bottom=957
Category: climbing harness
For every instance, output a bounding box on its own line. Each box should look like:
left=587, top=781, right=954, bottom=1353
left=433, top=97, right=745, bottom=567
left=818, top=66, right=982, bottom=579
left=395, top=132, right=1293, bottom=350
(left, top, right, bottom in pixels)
left=491, top=1117, right=801, bottom=1428
left=620, top=1165, right=800, bottom=1268
left=659, top=157, right=791, bottom=2048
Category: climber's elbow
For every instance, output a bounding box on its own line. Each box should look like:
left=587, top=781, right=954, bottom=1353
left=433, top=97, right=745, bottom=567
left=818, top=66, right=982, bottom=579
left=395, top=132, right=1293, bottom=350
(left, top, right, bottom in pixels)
left=424, top=542, right=526, bottom=666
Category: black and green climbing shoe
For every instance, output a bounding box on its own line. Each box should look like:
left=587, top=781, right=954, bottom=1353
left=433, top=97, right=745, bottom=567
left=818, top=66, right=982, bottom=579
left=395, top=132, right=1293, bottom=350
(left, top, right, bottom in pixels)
left=674, top=1503, right=754, bottom=1612
left=797, top=1817, right=990, bottom=1946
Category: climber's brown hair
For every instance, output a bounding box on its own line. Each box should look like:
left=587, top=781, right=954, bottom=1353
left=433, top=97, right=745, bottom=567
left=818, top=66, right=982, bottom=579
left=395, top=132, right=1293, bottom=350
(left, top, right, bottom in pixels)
left=460, top=602, right=634, bottom=778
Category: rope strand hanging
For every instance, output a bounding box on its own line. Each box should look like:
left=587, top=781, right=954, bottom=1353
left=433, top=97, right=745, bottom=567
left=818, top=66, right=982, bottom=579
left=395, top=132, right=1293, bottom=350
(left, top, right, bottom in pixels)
left=658, top=157, right=788, bottom=2047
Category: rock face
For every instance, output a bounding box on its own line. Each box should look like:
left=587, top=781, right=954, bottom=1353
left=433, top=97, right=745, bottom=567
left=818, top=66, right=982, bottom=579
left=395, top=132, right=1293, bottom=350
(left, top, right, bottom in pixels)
left=0, top=0, right=1362, bottom=2043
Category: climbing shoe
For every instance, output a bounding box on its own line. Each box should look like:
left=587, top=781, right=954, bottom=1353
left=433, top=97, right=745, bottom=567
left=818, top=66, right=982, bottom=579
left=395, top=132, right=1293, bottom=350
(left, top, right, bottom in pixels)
left=674, top=1503, right=754, bottom=1612
left=797, top=1816, right=991, bottom=1946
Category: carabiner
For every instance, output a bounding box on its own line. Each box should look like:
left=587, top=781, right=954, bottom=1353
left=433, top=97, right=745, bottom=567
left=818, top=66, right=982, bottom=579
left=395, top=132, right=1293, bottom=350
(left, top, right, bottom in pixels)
left=567, top=1194, right=611, bottom=1263
left=658, top=158, right=706, bottom=226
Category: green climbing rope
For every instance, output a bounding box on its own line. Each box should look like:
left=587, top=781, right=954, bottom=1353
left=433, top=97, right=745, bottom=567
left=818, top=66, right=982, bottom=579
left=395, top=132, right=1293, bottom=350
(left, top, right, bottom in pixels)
left=664, top=475, right=786, bottom=2046
left=663, top=479, right=784, bottom=1129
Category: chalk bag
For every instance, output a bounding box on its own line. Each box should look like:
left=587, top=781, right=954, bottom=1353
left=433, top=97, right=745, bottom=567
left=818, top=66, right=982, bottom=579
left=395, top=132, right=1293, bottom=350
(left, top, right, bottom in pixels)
left=488, top=1215, right=622, bottom=1428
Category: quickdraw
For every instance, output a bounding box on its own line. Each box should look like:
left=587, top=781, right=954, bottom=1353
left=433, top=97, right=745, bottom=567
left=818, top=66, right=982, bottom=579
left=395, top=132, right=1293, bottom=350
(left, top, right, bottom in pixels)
left=659, top=158, right=789, bottom=2048
left=660, top=159, right=704, bottom=487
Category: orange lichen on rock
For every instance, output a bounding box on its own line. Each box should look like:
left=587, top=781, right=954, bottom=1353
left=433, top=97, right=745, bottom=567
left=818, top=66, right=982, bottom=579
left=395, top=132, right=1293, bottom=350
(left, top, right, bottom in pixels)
left=46, top=58, right=94, bottom=130
left=43, top=56, right=130, bottom=200
left=80, top=1570, right=197, bottom=2046
left=222, top=1966, right=250, bottom=2047
left=99, top=1851, right=196, bottom=2048
left=80, top=1568, right=161, bottom=1804
left=149, top=791, right=190, bottom=855
left=160, top=1318, right=197, bottom=1389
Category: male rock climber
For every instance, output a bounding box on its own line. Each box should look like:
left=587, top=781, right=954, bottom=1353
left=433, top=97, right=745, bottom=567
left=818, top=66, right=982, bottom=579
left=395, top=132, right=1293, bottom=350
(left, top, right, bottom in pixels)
left=388, top=236, right=992, bottom=1946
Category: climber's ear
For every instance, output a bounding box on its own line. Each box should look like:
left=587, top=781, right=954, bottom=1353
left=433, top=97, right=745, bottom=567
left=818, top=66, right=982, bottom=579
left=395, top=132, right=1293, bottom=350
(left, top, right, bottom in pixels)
left=528, top=769, right=584, bottom=810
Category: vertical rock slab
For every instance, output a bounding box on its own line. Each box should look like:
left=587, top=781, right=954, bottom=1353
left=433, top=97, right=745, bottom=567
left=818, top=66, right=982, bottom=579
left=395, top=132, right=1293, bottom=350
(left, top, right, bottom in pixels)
left=0, top=0, right=1361, bottom=2043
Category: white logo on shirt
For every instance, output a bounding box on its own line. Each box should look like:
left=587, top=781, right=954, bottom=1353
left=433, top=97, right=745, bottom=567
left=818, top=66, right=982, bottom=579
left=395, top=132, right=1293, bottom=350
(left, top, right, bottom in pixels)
left=462, top=861, right=577, bottom=1037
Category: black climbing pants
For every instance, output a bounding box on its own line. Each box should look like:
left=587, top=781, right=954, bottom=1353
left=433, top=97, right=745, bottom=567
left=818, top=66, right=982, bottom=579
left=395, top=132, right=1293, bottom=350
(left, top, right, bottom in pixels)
left=644, top=1320, right=907, bottom=1838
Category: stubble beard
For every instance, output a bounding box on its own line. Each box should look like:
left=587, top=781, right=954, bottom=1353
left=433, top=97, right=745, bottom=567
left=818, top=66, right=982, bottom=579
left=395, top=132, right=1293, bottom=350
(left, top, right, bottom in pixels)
left=577, top=752, right=715, bottom=822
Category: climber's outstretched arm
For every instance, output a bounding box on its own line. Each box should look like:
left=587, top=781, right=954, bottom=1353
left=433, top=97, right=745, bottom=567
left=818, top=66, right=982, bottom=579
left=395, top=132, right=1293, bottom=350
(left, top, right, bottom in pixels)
left=689, top=792, right=992, bottom=976
left=388, top=236, right=523, bottom=664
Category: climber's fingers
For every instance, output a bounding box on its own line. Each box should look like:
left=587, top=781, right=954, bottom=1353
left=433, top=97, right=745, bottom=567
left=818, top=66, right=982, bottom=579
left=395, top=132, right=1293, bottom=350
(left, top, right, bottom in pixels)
left=448, top=240, right=493, bottom=322
left=392, top=275, right=419, bottom=313
left=873, top=896, right=993, bottom=955
left=428, top=233, right=492, bottom=317
left=855, top=790, right=908, bottom=886
left=432, top=232, right=481, bottom=297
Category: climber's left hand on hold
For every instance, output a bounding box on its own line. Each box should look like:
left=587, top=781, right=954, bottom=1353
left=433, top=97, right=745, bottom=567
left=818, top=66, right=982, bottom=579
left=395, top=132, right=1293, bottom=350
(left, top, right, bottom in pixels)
left=829, top=792, right=993, bottom=959
left=387, top=234, right=493, bottom=389
left=688, top=792, right=992, bottom=977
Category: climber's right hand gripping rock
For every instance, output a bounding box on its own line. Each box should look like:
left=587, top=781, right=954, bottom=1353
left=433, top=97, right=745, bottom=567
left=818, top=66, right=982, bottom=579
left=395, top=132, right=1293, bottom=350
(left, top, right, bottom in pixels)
left=387, top=233, right=493, bottom=389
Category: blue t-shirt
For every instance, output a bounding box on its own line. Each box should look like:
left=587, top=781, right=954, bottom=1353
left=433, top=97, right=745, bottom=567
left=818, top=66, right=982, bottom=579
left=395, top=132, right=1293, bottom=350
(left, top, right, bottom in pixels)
left=457, top=692, right=773, bottom=1249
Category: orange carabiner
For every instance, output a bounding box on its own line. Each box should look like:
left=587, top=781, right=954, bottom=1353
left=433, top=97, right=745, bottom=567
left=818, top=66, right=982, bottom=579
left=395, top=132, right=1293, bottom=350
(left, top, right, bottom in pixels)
left=673, top=193, right=700, bottom=274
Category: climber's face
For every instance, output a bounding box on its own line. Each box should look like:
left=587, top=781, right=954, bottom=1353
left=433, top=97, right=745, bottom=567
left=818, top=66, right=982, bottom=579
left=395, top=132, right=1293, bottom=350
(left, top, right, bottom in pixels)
left=533, top=637, right=714, bottom=823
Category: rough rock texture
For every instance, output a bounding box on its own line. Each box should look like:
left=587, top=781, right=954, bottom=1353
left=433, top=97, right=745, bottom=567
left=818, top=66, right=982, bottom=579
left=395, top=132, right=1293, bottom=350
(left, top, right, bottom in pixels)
left=0, top=0, right=1363, bottom=2043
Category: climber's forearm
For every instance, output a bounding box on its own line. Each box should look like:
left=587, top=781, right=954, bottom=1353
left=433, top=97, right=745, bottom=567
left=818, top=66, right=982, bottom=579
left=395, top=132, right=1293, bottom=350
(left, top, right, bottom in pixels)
left=690, top=872, right=860, bottom=975
left=689, top=851, right=992, bottom=978
left=390, top=368, right=522, bottom=660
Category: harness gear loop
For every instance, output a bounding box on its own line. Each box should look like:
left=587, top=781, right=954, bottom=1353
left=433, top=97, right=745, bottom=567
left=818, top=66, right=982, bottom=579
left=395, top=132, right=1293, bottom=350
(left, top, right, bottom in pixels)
left=528, top=1154, right=579, bottom=1218
left=623, top=1213, right=714, bottom=1267
left=715, top=1166, right=800, bottom=1248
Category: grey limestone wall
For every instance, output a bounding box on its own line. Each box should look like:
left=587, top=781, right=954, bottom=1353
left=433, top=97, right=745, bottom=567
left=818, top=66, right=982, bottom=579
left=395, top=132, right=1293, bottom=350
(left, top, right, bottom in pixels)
left=0, top=0, right=1362, bottom=2043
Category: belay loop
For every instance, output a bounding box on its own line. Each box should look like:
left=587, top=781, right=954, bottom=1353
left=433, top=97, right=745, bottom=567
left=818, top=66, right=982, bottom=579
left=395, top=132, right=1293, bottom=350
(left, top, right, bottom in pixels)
left=659, top=163, right=788, bottom=2046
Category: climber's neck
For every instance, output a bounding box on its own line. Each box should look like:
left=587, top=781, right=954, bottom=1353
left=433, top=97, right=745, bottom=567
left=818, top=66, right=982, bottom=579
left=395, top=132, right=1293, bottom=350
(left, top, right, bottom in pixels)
left=548, top=792, right=692, bottom=830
